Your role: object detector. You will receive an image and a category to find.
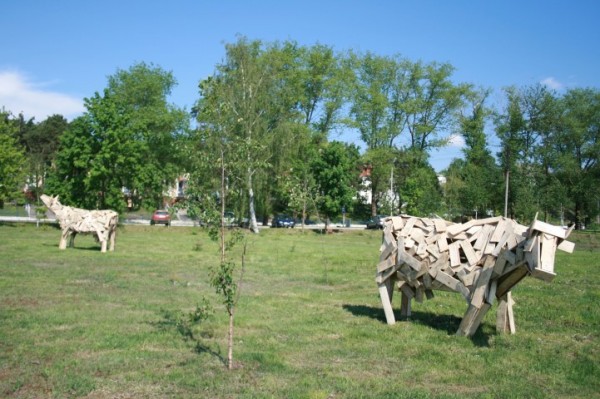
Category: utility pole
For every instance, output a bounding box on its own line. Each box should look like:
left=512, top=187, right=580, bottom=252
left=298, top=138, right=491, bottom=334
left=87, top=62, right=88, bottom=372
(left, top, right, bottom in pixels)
left=504, top=170, right=509, bottom=218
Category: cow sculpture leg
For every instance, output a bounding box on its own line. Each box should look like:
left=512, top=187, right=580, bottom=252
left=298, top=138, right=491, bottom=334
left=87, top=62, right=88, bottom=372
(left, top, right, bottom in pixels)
left=108, top=228, right=116, bottom=251
left=59, top=230, right=70, bottom=250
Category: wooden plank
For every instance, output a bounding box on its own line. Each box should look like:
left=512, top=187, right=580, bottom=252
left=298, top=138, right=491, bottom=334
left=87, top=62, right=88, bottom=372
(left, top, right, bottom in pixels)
left=468, top=228, right=482, bottom=243
left=400, top=217, right=417, bottom=237
left=492, top=222, right=514, bottom=256
left=398, top=249, right=422, bottom=272
left=539, top=233, right=557, bottom=272
left=492, top=252, right=508, bottom=277
left=399, top=282, right=415, bottom=299
left=490, top=219, right=507, bottom=242
left=400, top=292, right=412, bottom=318
left=449, top=242, right=461, bottom=267
left=456, top=304, right=479, bottom=336
left=484, top=242, right=495, bottom=255
left=378, top=284, right=396, bottom=324
left=381, top=233, right=397, bottom=256
left=471, top=216, right=503, bottom=226
left=416, top=241, right=427, bottom=256
left=530, top=220, right=567, bottom=239
left=376, top=256, right=395, bottom=273
left=410, top=227, right=425, bottom=244
left=530, top=267, right=556, bottom=282
left=433, top=218, right=447, bottom=233
left=426, top=233, right=440, bottom=245
left=375, top=263, right=400, bottom=284
left=496, top=265, right=529, bottom=298
left=460, top=239, right=480, bottom=266
left=466, top=225, right=482, bottom=236
left=435, top=271, right=471, bottom=301
left=557, top=239, right=575, bottom=253
left=446, top=220, right=474, bottom=237
left=437, top=233, right=449, bottom=252
left=459, top=267, right=479, bottom=288
left=486, top=280, right=497, bottom=305
left=470, top=256, right=495, bottom=309
left=457, top=303, right=492, bottom=337
left=426, top=243, right=441, bottom=259
left=390, top=216, right=404, bottom=231
left=525, top=235, right=541, bottom=272
left=415, top=286, right=425, bottom=303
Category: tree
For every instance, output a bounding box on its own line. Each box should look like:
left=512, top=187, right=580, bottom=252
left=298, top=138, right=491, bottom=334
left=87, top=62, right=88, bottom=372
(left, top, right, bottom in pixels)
left=552, top=88, right=600, bottom=228
left=311, top=141, right=359, bottom=227
left=447, top=88, right=501, bottom=218
left=403, top=61, right=470, bottom=155
left=495, top=84, right=559, bottom=221
left=194, top=38, right=309, bottom=232
left=22, top=115, right=68, bottom=201
left=345, top=53, right=470, bottom=216
left=396, top=150, right=442, bottom=216
left=47, top=62, right=188, bottom=212
left=0, top=111, right=26, bottom=207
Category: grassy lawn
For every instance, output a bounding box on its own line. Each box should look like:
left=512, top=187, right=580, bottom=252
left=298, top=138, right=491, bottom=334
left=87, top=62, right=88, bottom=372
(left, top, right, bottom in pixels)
left=0, top=223, right=598, bottom=398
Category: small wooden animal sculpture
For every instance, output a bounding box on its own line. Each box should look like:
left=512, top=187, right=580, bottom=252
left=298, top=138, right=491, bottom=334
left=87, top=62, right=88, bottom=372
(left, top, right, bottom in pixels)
left=40, top=194, right=118, bottom=253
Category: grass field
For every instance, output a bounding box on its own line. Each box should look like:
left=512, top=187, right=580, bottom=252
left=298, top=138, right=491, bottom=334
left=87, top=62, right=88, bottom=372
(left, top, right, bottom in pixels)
left=0, top=223, right=598, bottom=398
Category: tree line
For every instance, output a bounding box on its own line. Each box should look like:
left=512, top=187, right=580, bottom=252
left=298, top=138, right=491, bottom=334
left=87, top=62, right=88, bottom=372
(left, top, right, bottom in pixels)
left=1, top=37, right=598, bottom=229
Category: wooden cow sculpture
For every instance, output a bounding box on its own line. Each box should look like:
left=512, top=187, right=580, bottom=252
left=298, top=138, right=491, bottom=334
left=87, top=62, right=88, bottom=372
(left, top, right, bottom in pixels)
left=376, top=215, right=574, bottom=337
left=40, top=195, right=119, bottom=253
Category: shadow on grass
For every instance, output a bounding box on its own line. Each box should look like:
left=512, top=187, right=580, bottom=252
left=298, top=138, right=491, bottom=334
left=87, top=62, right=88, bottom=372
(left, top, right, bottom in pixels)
left=153, top=309, right=226, bottom=366
left=342, top=303, right=491, bottom=347
left=41, top=243, right=103, bottom=251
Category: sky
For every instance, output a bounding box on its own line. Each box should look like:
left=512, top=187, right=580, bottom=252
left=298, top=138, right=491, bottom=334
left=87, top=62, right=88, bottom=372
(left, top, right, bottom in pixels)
left=2, top=0, right=599, bottom=171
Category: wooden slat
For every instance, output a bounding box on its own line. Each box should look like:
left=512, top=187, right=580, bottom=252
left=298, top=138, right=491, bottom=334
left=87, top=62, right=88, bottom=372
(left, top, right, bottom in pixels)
left=530, top=220, right=567, bottom=239
left=460, top=239, right=480, bottom=266
left=449, top=242, right=461, bottom=267
left=433, top=218, right=447, bottom=232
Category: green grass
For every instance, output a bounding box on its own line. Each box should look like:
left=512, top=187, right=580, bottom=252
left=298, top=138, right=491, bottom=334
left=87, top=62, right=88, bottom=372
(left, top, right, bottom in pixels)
left=0, top=224, right=598, bottom=398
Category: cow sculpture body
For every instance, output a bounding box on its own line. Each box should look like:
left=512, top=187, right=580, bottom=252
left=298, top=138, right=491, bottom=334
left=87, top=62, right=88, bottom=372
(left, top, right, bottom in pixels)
left=40, top=195, right=118, bottom=253
left=376, top=215, right=574, bottom=337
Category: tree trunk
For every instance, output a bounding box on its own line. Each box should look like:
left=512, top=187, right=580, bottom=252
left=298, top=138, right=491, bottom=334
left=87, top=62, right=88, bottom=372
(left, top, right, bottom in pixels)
left=370, top=185, right=377, bottom=217
left=248, top=171, right=259, bottom=234
left=227, top=311, right=234, bottom=370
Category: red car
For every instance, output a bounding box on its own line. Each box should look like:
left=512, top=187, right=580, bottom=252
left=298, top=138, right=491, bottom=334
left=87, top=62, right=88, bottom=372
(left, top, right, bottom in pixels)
left=151, top=210, right=171, bottom=226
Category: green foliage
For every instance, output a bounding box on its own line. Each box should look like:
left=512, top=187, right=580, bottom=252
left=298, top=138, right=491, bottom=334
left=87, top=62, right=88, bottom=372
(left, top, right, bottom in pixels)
left=400, top=158, right=442, bottom=215
left=0, top=111, right=27, bottom=206
left=444, top=89, right=501, bottom=218
left=46, top=62, right=189, bottom=212
left=494, top=85, right=599, bottom=226
left=210, top=261, right=237, bottom=314
left=311, top=141, right=359, bottom=222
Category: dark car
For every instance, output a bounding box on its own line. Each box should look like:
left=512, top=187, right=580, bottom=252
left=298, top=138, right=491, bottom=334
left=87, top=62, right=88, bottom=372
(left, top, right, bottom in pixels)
left=151, top=210, right=171, bottom=226
left=271, top=215, right=295, bottom=228
left=366, top=215, right=387, bottom=229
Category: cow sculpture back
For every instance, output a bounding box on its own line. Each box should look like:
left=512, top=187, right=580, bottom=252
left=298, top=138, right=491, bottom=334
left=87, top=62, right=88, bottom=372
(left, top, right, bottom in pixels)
left=376, top=215, right=574, bottom=337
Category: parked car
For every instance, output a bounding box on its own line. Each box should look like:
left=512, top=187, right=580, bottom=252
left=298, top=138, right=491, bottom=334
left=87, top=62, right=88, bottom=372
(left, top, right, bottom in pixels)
left=366, top=215, right=387, bottom=229
left=271, top=215, right=295, bottom=228
left=224, top=211, right=237, bottom=227
left=151, top=210, right=171, bottom=226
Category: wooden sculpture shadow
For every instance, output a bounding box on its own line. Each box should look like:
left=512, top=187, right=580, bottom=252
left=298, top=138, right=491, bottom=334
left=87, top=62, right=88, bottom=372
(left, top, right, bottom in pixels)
left=342, top=303, right=491, bottom=346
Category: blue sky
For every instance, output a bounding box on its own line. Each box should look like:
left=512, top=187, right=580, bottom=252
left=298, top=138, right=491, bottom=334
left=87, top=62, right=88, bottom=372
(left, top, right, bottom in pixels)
left=2, top=0, right=599, bottom=171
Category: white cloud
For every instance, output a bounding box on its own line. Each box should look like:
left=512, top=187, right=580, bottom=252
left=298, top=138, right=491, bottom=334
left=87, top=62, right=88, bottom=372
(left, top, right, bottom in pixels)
left=0, top=70, right=84, bottom=120
left=447, top=134, right=465, bottom=148
left=540, top=76, right=564, bottom=90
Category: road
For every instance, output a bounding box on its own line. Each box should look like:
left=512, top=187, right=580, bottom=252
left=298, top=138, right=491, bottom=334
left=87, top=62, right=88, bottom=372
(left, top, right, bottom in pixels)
left=0, top=215, right=368, bottom=230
